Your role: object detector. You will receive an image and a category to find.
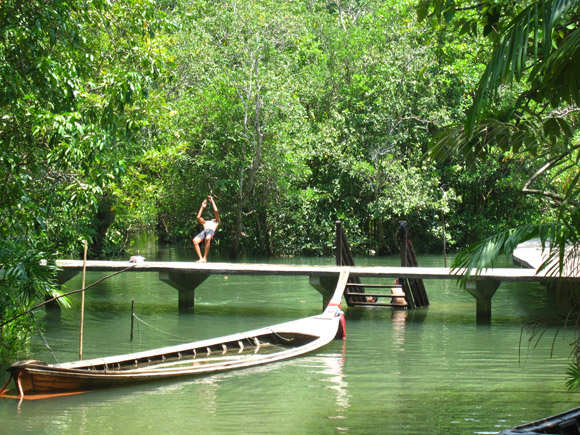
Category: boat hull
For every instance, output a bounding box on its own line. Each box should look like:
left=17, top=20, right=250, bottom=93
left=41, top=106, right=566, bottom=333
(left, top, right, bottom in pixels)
left=2, top=266, right=350, bottom=399
left=5, top=309, right=343, bottom=397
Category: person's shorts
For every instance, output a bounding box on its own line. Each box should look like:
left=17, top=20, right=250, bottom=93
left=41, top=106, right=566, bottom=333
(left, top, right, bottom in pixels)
left=195, top=229, right=215, bottom=241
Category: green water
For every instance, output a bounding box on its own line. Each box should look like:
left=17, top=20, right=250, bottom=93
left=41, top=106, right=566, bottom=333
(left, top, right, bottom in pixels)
left=1, top=243, right=579, bottom=434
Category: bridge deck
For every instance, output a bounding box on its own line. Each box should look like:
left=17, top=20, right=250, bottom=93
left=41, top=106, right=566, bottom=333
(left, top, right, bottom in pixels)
left=54, top=239, right=580, bottom=324
left=55, top=260, right=579, bottom=282
left=54, top=259, right=580, bottom=323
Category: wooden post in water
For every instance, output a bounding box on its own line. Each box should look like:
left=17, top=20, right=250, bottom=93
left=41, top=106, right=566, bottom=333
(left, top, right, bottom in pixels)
left=130, top=299, right=135, bottom=342
left=79, top=240, right=88, bottom=360
left=406, top=238, right=429, bottom=306
left=398, top=222, right=415, bottom=308
left=336, top=221, right=343, bottom=267
left=400, top=222, right=409, bottom=268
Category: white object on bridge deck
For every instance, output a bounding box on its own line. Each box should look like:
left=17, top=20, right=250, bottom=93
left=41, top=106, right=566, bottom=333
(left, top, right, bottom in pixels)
left=513, top=238, right=579, bottom=277
left=513, top=239, right=546, bottom=270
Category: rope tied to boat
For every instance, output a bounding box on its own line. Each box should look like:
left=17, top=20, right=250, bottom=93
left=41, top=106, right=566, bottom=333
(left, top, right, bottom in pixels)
left=132, top=313, right=193, bottom=341
left=29, top=312, right=59, bottom=365
left=0, top=265, right=138, bottom=330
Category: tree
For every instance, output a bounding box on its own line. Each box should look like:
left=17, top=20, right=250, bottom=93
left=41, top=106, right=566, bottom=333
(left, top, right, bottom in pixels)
left=164, top=0, right=313, bottom=255
left=160, top=0, right=486, bottom=256
left=0, top=0, right=173, bottom=361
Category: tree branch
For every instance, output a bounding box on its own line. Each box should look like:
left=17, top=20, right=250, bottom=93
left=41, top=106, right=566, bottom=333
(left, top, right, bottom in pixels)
left=0, top=265, right=136, bottom=329
left=522, top=142, right=580, bottom=206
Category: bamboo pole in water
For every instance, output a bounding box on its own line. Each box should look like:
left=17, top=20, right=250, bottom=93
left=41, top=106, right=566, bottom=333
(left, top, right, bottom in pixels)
left=130, top=299, right=135, bottom=342
left=79, top=240, right=88, bottom=360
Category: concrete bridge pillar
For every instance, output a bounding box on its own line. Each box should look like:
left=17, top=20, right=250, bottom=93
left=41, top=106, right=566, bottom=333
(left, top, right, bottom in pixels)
left=465, top=279, right=501, bottom=323
left=309, top=275, right=339, bottom=309
left=159, top=271, right=209, bottom=312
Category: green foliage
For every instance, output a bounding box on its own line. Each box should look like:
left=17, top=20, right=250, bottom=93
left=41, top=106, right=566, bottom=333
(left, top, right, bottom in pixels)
left=156, top=0, right=484, bottom=256
left=1, top=0, right=174, bottom=244
left=423, top=0, right=580, bottom=219
left=565, top=361, right=580, bottom=392
left=0, top=0, right=174, bottom=359
left=422, top=0, right=580, bottom=265
left=421, top=0, right=580, bottom=390
left=0, top=237, right=61, bottom=361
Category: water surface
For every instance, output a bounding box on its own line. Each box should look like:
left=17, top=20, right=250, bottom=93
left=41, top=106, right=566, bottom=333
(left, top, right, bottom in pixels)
left=1, top=244, right=578, bottom=434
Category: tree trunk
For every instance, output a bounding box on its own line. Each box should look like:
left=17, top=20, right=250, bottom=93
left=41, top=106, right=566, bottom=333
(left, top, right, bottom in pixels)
left=91, top=195, right=116, bottom=258
left=230, top=192, right=244, bottom=258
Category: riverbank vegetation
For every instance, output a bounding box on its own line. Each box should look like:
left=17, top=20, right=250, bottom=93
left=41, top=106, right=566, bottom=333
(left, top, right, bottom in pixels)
left=1, top=0, right=578, bottom=369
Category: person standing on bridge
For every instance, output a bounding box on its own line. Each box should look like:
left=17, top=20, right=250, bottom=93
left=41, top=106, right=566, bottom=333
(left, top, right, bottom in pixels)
left=193, top=196, right=220, bottom=263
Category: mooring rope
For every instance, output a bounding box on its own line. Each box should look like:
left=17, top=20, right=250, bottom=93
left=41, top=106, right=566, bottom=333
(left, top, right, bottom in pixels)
left=29, top=312, right=59, bottom=365
left=132, top=313, right=192, bottom=341
left=266, top=328, right=294, bottom=342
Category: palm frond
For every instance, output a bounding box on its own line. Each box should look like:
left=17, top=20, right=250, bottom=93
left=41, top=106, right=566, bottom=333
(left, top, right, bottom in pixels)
left=538, top=217, right=580, bottom=278
left=451, top=217, right=580, bottom=286
left=427, top=116, right=542, bottom=165
left=451, top=224, right=539, bottom=284
left=565, top=361, right=580, bottom=391
left=450, top=222, right=573, bottom=286
left=467, top=0, right=580, bottom=134
left=534, top=27, right=580, bottom=107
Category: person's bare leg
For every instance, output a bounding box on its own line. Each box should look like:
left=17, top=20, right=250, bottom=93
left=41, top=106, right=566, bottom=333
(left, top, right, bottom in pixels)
left=193, top=237, right=203, bottom=262
left=201, top=236, right=212, bottom=262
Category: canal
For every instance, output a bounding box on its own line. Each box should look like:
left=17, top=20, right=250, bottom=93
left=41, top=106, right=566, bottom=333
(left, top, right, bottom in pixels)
left=1, top=241, right=578, bottom=434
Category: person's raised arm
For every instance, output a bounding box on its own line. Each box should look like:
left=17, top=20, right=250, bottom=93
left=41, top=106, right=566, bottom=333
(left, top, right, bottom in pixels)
left=208, top=196, right=220, bottom=224
left=197, top=200, right=207, bottom=225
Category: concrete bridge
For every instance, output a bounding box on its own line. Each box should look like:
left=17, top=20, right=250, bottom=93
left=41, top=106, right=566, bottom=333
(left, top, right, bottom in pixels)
left=55, top=246, right=579, bottom=323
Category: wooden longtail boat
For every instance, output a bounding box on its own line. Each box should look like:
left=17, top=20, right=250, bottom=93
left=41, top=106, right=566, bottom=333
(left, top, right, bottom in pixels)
left=499, top=406, right=580, bottom=434
left=1, top=269, right=349, bottom=399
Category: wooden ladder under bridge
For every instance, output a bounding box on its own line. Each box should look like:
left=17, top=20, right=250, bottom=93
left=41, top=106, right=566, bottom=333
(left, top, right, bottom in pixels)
left=335, top=221, right=429, bottom=309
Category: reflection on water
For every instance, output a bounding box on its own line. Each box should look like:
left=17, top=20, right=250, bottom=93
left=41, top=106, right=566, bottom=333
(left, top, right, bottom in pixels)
left=391, top=309, right=408, bottom=352
left=1, top=247, right=578, bottom=434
